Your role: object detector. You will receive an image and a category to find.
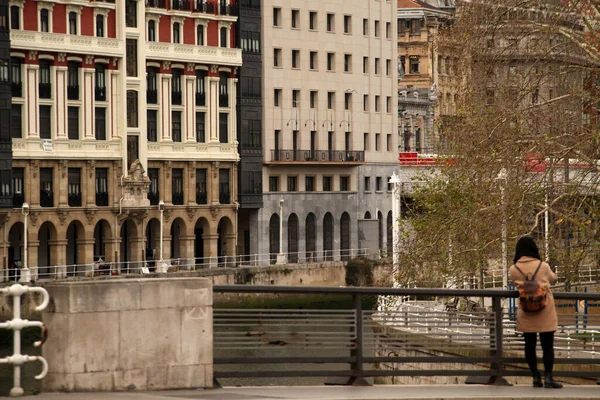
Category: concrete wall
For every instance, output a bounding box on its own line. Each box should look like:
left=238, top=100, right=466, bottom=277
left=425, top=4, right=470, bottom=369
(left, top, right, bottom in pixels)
left=41, top=278, right=213, bottom=392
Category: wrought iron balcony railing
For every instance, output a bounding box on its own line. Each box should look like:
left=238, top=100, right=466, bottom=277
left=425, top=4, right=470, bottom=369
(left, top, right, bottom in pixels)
left=96, top=192, right=109, bottom=206
left=11, top=82, right=21, bottom=97
left=219, top=93, right=229, bottom=107
left=172, top=91, right=182, bottom=105
left=12, top=193, right=24, bottom=208
left=68, top=193, right=82, bottom=207
left=95, top=87, right=106, bottom=101
left=194, top=0, right=215, bottom=12
left=67, top=85, right=79, bottom=100
left=171, top=0, right=190, bottom=10
left=196, top=92, right=206, bottom=106
left=219, top=191, right=230, bottom=204
left=146, top=0, right=166, bottom=8
left=39, top=83, right=51, bottom=99
left=148, top=191, right=159, bottom=206
left=270, top=149, right=365, bottom=163
left=40, top=190, right=53, bottom=207
left=172, top=191, right=184, bottom=205
left=196, top=190, right=207, bottom=204
left=219, top=1, right=238, bottom=15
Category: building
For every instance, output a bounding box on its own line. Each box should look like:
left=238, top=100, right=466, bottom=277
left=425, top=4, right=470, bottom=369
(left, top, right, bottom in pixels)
left=2, top=0, right=241, bottom=280
left=0, top=0, right=11, bottom=212
left=253, top=0, right=399, bottom=263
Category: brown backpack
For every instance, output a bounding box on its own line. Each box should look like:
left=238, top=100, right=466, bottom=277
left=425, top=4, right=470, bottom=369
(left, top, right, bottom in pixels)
left=514, top=261, right=547, bottom=312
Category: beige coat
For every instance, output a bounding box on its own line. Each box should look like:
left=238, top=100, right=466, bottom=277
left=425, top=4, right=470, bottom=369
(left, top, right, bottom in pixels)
left=509, top=256, right=558, bottom=333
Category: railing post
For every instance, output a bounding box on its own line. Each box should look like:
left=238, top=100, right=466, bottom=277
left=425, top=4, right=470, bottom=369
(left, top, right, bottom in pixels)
left=348, top=293, right=369, bottom=386
left=490, top=296, right=509, bottom=385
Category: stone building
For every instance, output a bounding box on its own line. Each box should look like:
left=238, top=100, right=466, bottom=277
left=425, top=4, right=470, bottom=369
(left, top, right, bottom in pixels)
left=2, top=0, right=241, bottom=280
left=252, top=0, right=399, bottom=263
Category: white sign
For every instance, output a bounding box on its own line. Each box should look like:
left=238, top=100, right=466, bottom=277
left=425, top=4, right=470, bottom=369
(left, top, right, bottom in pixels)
left=42, top=139, right=53, bottom=152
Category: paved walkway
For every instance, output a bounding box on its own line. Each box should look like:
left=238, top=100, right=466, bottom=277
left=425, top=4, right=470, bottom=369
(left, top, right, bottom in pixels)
left=28, top=385, right=600, bottom=400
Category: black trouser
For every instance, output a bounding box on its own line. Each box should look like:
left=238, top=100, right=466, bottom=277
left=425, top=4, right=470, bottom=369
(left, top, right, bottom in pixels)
left=523, top=331, right=555, bottom=375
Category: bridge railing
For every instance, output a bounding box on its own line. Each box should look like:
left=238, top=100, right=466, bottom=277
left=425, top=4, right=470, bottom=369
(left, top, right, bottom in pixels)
left=212, top=285, right=600, bottom=385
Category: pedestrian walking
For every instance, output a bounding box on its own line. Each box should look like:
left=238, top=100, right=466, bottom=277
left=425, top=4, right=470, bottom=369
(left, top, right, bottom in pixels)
left=509, top=235, right=562, bottom=389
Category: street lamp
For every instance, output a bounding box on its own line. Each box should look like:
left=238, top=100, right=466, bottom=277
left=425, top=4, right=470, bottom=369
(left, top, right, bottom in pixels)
left=276, top=199, right=286, bottom=265
left=158, top=200, right=166, bottom=273
left=19, top=203, right=30, bottom=283
left=496, top=168, right=508, bottom=289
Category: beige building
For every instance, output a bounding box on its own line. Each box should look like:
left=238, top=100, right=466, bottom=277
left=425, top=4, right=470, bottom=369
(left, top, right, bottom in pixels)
left=253, top=0, right=399, bottom=262
left=2, top=0, right=242, bottom=280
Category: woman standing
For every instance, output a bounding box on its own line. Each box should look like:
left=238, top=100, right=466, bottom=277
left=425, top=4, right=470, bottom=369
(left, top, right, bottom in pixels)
left=509, top=236, right=562, bottom=389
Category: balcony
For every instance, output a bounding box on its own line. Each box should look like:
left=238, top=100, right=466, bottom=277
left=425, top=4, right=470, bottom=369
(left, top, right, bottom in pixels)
left=11, top=82, right=21, bottom=97
left=10, top=31, right=123, bottom=58
left=172, top=91, right=182, bottom=105
left=40, top=190, right=53, bottom=207
left=12, top=192, right=24, bottom=208
left=146, top=0, right=166, bottom=8
left=195, top=92, right=206, bottom=106
left=219, top=93, right=229, bottom=107
left=194, top=0, right=215, bottom=13
left=95, top=87, right=106, bottom=101
left=219, top=1, right=238, bottom=16
left=196, top=190, right=207, bottom=204
left=171, top=0, right=190, bottom=10
left=269, top=149, right=365, bottom=164
left=172, top=191, right=184, bottom=205
left=68, top=192, right=82, bottom=207
left=147, top=89, right=158, bottom=104
left=148, top=191, right=159, bottom=206
left=39, top=83, right=51, bottom=99
left=67, top=85, right=79, bottom=100
left=146, top=42, right=242, bottom=67
left=96, top=192, right=109, bottom=206
left=219, top=191, right=230, bottom=204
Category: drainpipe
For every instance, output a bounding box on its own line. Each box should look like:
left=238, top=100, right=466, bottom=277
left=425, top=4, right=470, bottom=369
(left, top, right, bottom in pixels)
left=114, top=175, right=125, bottom=274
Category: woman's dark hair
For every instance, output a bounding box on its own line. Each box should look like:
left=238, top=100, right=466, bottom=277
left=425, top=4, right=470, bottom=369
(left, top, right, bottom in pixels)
left=513, top=235, right=541, bottom=263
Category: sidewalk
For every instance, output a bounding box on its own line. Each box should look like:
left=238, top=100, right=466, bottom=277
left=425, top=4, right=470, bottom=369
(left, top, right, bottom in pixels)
left=28, top=384, right=600, bottom=400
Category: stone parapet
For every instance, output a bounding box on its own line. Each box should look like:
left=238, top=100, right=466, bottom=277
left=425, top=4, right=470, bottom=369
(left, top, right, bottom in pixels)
left=41, top=278, right=213, bottom=392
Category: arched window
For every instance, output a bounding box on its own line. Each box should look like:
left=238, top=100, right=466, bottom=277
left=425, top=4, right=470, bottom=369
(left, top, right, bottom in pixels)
left=269, top=214, right=280, bottom=264
left=305, top=213, right=316, bottom=262
left=288, top=214, right=299, bottom=263
left=386, top=211, right=393, bottom=258
left=340, top=212, right=351, bottom=261
left=323, top=213, right=334, bottom=261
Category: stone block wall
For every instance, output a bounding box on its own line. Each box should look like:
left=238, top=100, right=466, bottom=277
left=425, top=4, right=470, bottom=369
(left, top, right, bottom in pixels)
left=41, top=278, right=212, bottom=392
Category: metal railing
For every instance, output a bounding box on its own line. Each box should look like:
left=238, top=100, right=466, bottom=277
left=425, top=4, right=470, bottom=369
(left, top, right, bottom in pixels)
left=67, top=85, right=79, bottom=100
left=213, top=285, right=600, bottom=384
left=0, top=284, right=49, bottom=396
left=271, top=149, right=365, bottom=163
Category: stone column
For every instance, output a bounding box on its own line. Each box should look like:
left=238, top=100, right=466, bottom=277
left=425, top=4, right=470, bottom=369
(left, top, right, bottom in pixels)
left=28, top=240, right=39, bottom=281
left=30, top=162, right=40, bottom=207
left=49, top=239, right=68, bottom=278
left=180, top=234, right=195, bottom=269
left=55, top=65, right=68, bottom=138
left=164, top=161, right=172, bottom=204
left=187, top=164, right=197, bottom=205
left=83, top=67, right=95, bottom=139
left=161, top=74, right=172, bottom=141
left=204, top=233, right=218, bottom=268
left=185, top=73, right=196, bottom=142
left=162, top=235, right=172, bottom=265
left=210, top=162, right=219, bottom=205
left=26, top=64, right=39, bottom=138
left=225, top=233, right=237, bottom=266
left=129, top=236, right=144, bottom=273
left=208, top=76, right=219, bottom=143
left=85, top=161, right=96, bottom=206
left=58, top=161, right=68, bottom=207
left=78, top=238, right=96, bottom=276
left=105, top=237, right=119, bottom=273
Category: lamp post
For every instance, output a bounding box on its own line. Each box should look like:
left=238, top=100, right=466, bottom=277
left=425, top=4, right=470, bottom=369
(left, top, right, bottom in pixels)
left=20, top=203, right=30, bottom=283
left=158, top=200, right=166, bottom=273
left=496, top=168, right=508, bottom=289
left=276, top=199, right=286, bottom=265
left=389, top=173, right=402, bottom=275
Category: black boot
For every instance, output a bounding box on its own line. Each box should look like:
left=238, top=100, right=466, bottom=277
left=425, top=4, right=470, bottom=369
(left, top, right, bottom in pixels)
left=532, top=371, right=543, bottom=388
left=544, top=372, right=563, bottom=389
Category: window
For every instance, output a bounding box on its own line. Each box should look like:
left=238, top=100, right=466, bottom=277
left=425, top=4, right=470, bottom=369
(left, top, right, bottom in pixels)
left=95, top=168, right=108, bottom=206
left=410, top=19, right=421, bottom=34
left=374, top=20, right=380, bottom=37
left=363, top=95, right=368, bottom=111
left=127, top=135, right=139, bottom=170
left=292, top=90, right=299, bottom=107
left=344, top=54, right=351, bottom=72
left=409, top=56, right=420, bottom=74
left=172, top=169, right=184, bottom=205
left=327, top=53, right=335, bottom=71
left=127, top=91, right=138, bottom=128
left=126, top=39, right=137, bottom=77
left=11, top=57, right=21, bottom=97
left=39, top=60, right=51, bottom=99
left=363, top=18, right=368, bottom=35
left=363, top=57, right=368, bottom=73
left=386, top=96, right=391, bottom=113
left=219, top=112, right=228, bottom=143
left=274, top=130, right=280, bottom=158
left=291, top=9, right=299, bottom=28
left=172, top=22, right=181, bottom=43
left=345, top=93, right=351, bottom=110
left=67, top=61, right=79, bottom=100
left=273, top=7, right=282, bottom=26
left=196, top=112, right=205, bottom=142
left=196, top=169, right=207, bottom=204
left=375, top=95, right=380, bottom=112
left=147, top=110, right=157, bottom=142
left=148, top=169, right=159, bottom=205
left=172, top=111, right=182, bottom=142
left=195, top=70, right=206, bottom=105
left=95, top=107, right=106, bottom=140
left=310, top=91, right=317, bottom=108
left=305, top=176, right=314, bottom=191
left=386, top=22, right=391, bottom=39
left=292, top=49, right=300, bottom=68
left=11, top=104, right=21, bottom=138
left=147, top=67, right=157, bottom=104
left=363, top=132, right=369, bottom=150
left=375, top=58, right=380, bottom=75
left=96, top=14, right=104, bottom=37
left=364, top=176, right=370, bottom=192
left=269, top=176, right=279, bottom=192
left=148, top=20, right=156, bottom=41
left=69, top=11, right=77, bottom=34
left=40, top=168, right=53, bottom=207
left=287, top=176, right=297, bottom=192
left=309, top=51, right=317, bottom=70
left=273, top=48, right=282, bottom=67
left=376, top=177, right=382, bottom=192
left=39, top=105, right=51, bottom=139
left=375, top=133, right=380, bottom=151
left=68, top=107, right=79, bottom=140
left=197, top=24, right=205, bottom=45
left=126, top=0, right=136, bottom=27
left=387, top=177, right=393, bottom=192
left=274, top=88, right=281, bottom=107
left=309, top=11, right=317, bottom=30
left=340, top=176, right=349, bottom=191
left=95, top=64, right=106, bottom=101
left=10, top=5, right=19, bottom=29
left=13, top=168, right=24, bottom=207
left=172, top=68, right=182, bottom=105
left=327, top=91, right=334, bottom=109
left=326, top=13, right=334, bottom=32
left=323, top=176, right=332, bottom=191
left=386, top=134, right=391, bottom=151
left=40, top=8, right=49, bottom=32
left=386, top=59, right=391, bottom=76
left=220, top=27, right=228, bottom=48
left=68, top=168, right=82, bottom=207
left=344, top=15, right=351, bottom=33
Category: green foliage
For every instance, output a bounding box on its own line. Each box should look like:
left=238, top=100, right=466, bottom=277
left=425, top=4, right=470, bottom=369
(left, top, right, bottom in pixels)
left=345, top=257, right=375, bottom=287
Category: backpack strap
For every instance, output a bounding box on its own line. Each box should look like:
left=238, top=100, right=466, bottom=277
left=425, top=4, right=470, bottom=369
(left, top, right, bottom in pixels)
left=514, top=260, right=543, bottom=280
left=531, top=261, right=543, bottom=280
left=514, top=264, right=528, bottom=280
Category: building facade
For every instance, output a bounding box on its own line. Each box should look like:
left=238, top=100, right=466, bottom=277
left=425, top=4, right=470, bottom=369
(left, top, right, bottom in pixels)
left=256, top=0, right=399, bottom=263
left=2, top=0, right=241, bottom=280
